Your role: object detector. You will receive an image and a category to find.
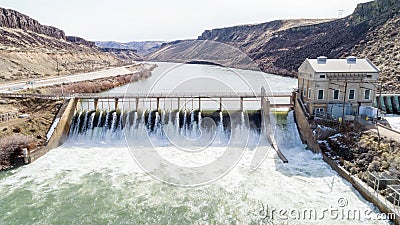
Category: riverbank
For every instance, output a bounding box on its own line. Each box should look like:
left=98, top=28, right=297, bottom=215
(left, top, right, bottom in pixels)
left=293, top=94, right=399, bottom=224
left=0, top=64, right=157, bottom=171
left=311, top=118, right=400, bottom=223
left=0, top=63, right=156, bottom=93
left=0, top=98, right=63, bottom=170
left=310, top=120, right=400, bottom=224
left=313, top=120, right=400, bottom=182
left=32, top=64, right=155, bottom=95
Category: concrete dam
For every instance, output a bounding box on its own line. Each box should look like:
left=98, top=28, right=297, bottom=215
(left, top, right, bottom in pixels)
left=39, top=89, right=293, bottom=164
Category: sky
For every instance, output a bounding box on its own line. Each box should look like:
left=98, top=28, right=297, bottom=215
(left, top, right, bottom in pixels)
left=1, top=0, right=372, bottom=42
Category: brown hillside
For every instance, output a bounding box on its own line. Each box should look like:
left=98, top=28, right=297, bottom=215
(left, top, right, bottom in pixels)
left=148, top=0, right=400, bottom=92
left=0, top=7, right=121, bottom=82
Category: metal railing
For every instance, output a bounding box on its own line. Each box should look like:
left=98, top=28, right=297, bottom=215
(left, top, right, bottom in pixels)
left=0, top=92, right=293, bottom=99
left=296, top=95, right=310, bottom=118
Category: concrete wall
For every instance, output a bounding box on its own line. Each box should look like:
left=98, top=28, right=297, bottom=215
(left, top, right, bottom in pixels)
left=261, top=93, right=288, bottom=163
left=29, top=98, right=78, bottom=162
left=323, top=154, right=400, bottom=225
left=293, top=93, right=321, bottom=153
left=322, top=154, right=352, bottom=182
left=351, top=177, right=400, bottom=225
left=294, top=91, right=399, bottom=224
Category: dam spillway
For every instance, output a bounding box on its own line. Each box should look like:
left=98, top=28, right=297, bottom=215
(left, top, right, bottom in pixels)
left=59, top=85, right=291, bottom=163
left=68, top=109, right=263, bottom=149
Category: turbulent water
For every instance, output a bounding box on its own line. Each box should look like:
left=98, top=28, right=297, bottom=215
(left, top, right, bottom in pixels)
left=0, top=112, right=390, bottom=224
left=385, top=115, right=400, bottom=132
left=0, top=63, right=391, bottom=224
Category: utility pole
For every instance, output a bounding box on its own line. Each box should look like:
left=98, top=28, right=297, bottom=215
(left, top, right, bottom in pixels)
left=338, top=10, right=344, bottom=18
left=340, top=80, right=348, bottom=130
left=376, top=81, right=382, bottom=144
left=376, top=81, right=383, bottom=120
left=56, top=56, right=60, bottom=76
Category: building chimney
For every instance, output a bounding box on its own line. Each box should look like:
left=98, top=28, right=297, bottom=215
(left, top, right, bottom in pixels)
left=317, top=56, right=327, bottom=64
left=346, top=56, right=357, bottom=64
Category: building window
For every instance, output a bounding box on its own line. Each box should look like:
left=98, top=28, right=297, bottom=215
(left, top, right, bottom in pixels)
left=367, top=75, right=372, bottom=78
left=319, top=74, right=326, bottom=79
left=318, top=90, right=324, bottom=100
left=364, top=89, right=371, bottom=100
left=303, top=87, right=306, bottom=96
left=333, top=90, right=340, bottom=100
left=349, top=89, right=355, bottom=100
left=314, top=108, right=325, bottom=114
left=308, top=88, right=312, bottom=99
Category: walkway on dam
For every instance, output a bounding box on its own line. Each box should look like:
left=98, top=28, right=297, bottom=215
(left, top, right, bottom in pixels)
left=0, top=92, right=294, bottom=109
left=0, top=92, right=293, bottom=99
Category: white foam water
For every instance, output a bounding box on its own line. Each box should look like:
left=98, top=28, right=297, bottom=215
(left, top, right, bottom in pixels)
left=0, top=111, right=390, bottom=224
left=385, top=115, right=400, bottom=132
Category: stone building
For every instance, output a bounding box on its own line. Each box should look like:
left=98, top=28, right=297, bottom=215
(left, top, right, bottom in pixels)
left=298, top=56, right=380, bottom=119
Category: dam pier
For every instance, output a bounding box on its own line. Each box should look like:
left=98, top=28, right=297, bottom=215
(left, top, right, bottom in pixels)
left=3, top=89, right=294, bottom=164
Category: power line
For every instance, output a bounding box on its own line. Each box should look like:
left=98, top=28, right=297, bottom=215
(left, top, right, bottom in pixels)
left=338, top=10, right=344, bottom=18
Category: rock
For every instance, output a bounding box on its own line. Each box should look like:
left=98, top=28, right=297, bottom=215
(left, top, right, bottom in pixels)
left=0, top=7, right=65, bottom=39
left=0, top=7, right=121, bottom=82
left=99, top=48, right=143, bottom=61
left=66, top=36, right=96, bottom=48
left=95, top=41, right=164, bottom=56
left=12, top=127, right=21, bottom=133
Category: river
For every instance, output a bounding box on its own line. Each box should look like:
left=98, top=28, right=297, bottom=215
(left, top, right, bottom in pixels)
left=0, top=62, right=391, bottom=224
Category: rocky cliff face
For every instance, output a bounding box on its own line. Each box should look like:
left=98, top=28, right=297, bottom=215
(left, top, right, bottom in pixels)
left=0, top=7, right=121, bottom=82
left=95, top=41, right=164, bottom=55
left=0, top=7, right=65, bottom=40
left=198, top=19, right=332, bottom=47
left=148, top=0, right=400, bottom=92
left=351, top=15, right=400, bottom=92
left=101, top=48, right=143, bottom=61
left=66, top=36, right=96, bottom=48
left=148, top=19, right=332, bottom=70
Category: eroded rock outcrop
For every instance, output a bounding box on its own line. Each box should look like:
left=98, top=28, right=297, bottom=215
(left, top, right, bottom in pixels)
left=148, top=0, right=400, bottom=92
left=0, top=7, right=121, bottom=82
left=0, top=7, right=65, bottom=40
left=66, top=36, right=96, bottom=48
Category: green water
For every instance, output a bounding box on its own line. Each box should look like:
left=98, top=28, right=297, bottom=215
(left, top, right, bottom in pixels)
left=0, top=112, right=390, bottom=225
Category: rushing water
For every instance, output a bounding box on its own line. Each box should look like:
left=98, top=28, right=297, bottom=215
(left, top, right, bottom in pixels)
left=0, top=62, right=391, bottom=224
left=385, top=115, right=400, bottom=132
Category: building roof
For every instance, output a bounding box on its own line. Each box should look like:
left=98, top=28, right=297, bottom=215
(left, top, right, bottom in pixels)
left=306, top=57, right=380, bottom=73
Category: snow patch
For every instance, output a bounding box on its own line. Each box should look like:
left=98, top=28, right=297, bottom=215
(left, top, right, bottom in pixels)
left=385, top=115, right=400, bottom=132
left=46, top=118, right=60, bottom=141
